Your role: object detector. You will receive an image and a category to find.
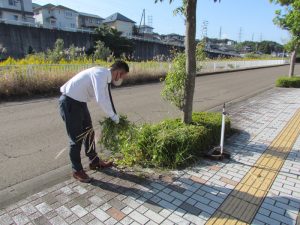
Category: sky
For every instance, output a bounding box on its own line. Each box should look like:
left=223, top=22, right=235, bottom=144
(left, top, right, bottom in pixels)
left=32, top=0, right=290, bottom=44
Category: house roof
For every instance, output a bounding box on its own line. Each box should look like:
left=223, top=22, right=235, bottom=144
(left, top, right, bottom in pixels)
left=53, top=5, right=78, bottom=13
left=33, top=3, right=55, bottom=11
left=33, top=4, right=77, bottom=13
left=32, top=3, right=41, bottom=9
left=139, top=25, right=153, bottom=29
left=103, top=13, right=135, bottom=24
left=79, top=12, right=103, bottom=20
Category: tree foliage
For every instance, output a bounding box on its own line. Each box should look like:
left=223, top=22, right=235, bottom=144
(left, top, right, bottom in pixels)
left=270, top=0, right=300, bottom=49
left=94, top=25, right=134, bottom=58
left=234, top=40, right=283, bottom=54
left=270, top=0, right=300, bottom=76
left=93, top=40, right=111, bottom=60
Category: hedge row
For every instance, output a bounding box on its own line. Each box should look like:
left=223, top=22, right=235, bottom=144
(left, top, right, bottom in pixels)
left=276, top=76, right=300, bottom=88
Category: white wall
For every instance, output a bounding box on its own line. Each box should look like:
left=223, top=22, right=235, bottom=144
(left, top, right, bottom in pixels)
left=0, top=0, right=33, bottom=23
left=112, top=20, right=134, bottom=37
left=34, top=7, right=78, bottom=29
left=52, top=8, right=78, bottom=29
left=1, top=0, right=33, bottom=12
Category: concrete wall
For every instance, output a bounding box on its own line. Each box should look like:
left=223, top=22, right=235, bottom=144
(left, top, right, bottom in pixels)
left=0, top=23, right=93, bottom=58
left=0, top=23, right=182, bottom=60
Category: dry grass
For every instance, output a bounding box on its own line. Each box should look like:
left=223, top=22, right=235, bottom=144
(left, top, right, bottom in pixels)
left=0, top=62, right=170, bottom=98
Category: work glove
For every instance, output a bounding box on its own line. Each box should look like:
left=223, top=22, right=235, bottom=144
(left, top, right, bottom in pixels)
left=110, top=114, right=119, bottom=124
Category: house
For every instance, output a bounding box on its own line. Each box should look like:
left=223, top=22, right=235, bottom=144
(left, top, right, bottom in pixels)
left=0, top=0, right=34, bottom=24
left=160, top=33, right=185, bottom=46
left=138, top=25, right=153, bottom=34
left=33, top=4, right=78, bottom=31
left=103, top=12, right=135, bottom=37
left=135, top=24, right=156, bottom=39
left=77, top=12, right=103, bottom=30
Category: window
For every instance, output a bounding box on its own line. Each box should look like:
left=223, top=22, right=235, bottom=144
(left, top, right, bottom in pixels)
left=13, top=15, right=18, bottom=20
left=70, top=23, right=75, bottom=28
left=8, top=0, right=16, bottom=6
left=65, top=11, right=72, bottom=17
left=89, top=18, right=92, bottom=23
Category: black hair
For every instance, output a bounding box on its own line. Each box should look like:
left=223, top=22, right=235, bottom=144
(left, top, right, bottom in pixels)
left=110, top=60, right=129, bottom=73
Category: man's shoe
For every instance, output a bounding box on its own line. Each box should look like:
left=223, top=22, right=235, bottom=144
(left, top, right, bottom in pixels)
left=73, top=170, right=92, bottom=183
left=89, top=160, right=113, bottom=170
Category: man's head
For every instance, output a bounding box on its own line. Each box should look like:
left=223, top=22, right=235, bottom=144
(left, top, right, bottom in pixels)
left=110, top=60, right=129, bottom=86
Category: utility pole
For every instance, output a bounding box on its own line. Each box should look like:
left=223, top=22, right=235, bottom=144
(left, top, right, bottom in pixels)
left=252, top=33, right=254, bottom=42
left=138, top=9, right=146, bottom=37
left=219, top=26, right=222, bottom=39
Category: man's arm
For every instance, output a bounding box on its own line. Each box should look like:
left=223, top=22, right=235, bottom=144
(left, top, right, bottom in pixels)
left=91, top=70, right=118, bottom=121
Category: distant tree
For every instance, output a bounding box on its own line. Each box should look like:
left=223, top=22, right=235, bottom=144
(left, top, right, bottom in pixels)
left=270, top=0, right=300, bottom=77
left=94, top=25, right=133, bottom=57
left=93, top=40, right=111, bottom=60
left=47, top=39, right=65, bottom=63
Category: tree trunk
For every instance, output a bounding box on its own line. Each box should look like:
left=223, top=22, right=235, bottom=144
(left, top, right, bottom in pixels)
left=182, top=0, right=197, bottom=124
left=289, top=49, right=297, bottom=77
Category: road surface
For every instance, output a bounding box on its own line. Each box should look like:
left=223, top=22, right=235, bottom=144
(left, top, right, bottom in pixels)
left=0, top=64, right=299, bottom=205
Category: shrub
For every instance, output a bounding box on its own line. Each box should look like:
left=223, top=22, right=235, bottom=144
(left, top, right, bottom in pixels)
left=276, top=76, right=300, bottom=88
left=99, top=112, right=231, bottom=169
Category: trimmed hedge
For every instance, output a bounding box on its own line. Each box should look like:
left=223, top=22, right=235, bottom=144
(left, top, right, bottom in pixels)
left=276, top=76, right=300, bottom=88
left=99, top=112, right=231, bottom=169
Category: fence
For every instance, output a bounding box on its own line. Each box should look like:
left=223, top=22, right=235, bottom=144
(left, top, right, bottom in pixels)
left=0, top=59, right=289, bottom=79
left=199, top=59, right=289, bottom=73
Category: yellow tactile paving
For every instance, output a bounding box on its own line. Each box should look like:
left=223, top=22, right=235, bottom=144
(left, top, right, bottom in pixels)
left=206, top=109, right=300, bottom=224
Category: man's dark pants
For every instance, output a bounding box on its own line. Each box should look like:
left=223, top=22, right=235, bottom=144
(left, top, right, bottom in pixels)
left=59, top=95, right=99, bottom=172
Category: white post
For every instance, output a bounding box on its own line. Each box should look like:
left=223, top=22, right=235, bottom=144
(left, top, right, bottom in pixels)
left=220, top=103, right=226, bottom=154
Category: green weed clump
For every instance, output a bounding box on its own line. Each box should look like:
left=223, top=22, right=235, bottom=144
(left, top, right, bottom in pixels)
left=99, top=112, right=231, bottom=169
left=276, top=76, right=300, bottom=88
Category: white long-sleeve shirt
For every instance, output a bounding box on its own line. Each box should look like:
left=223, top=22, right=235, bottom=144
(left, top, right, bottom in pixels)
left=60, top=66, right=116, bottom=118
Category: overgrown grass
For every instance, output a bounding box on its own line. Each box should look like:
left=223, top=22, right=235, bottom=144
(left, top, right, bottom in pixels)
left=99, top=112, right=231, bottom=169
left=276, top=76, right=300, bottom=88
left=0, top=55, right=285, bottom=99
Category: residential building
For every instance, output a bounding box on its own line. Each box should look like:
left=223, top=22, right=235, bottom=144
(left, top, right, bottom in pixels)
left=160, top=33, right=185, bottom=46
left=103, top=12, right=135, bottom=37
left=138, top=24, right=153, bottom=34
left=135, top=24, right=156, bottom=39
left=77, top=12, right=103, bottom=30
left=0, top=0, right=34, bottom=23
left=33, top=4, right=78, bottom=31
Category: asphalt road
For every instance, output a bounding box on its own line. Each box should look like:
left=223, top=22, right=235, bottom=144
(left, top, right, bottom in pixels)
left=0, top=64, right=299, bottom=201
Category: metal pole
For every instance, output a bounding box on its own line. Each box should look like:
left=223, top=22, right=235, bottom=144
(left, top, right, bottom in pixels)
left=220, top=103, right=226, bottom=154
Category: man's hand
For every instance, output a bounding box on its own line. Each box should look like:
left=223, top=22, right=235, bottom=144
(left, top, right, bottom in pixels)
left=110, top=114, right=119, bottom=124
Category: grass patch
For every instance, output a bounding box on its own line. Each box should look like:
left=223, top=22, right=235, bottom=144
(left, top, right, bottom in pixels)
left=99, top=112, right=231, bottom=169
left=276, top=76, right=300, bottom=88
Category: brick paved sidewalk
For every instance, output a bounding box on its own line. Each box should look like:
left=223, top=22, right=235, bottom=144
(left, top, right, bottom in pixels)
left=1, top=88, right=300, bottom=225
